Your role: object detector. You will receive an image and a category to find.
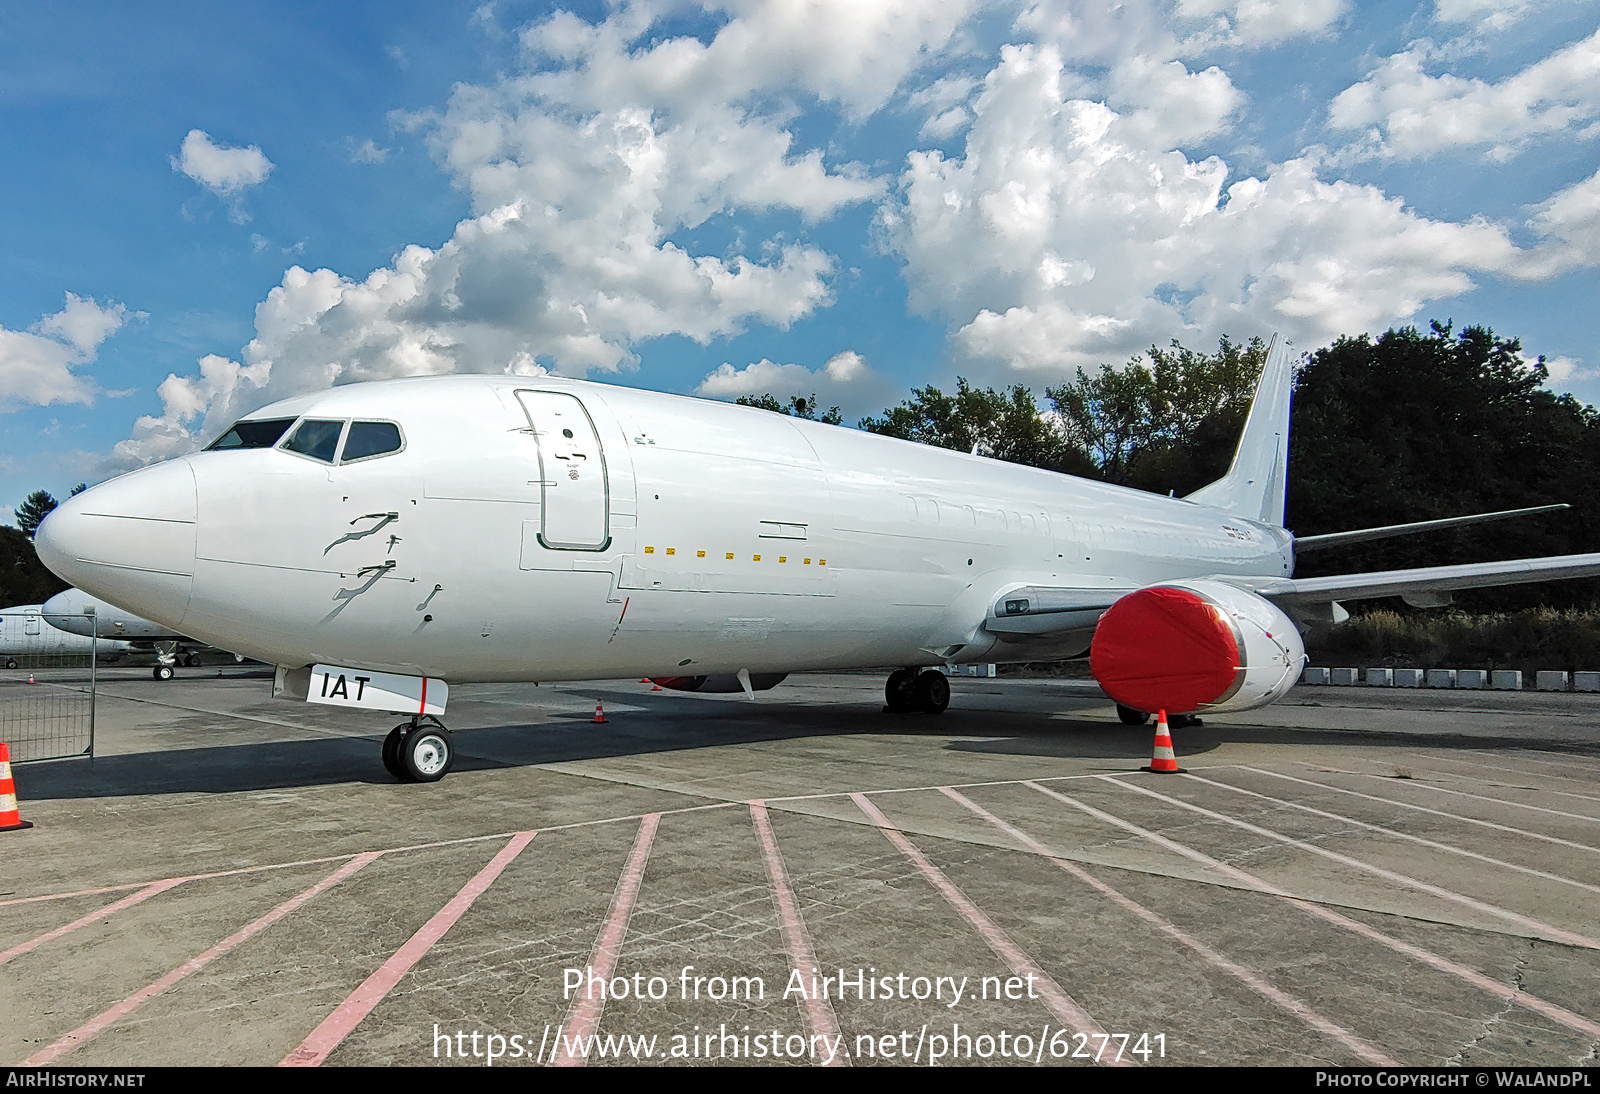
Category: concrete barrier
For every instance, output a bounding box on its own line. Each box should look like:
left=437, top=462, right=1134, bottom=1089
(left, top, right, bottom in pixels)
left=1300, top=665, right=1593, bottom=690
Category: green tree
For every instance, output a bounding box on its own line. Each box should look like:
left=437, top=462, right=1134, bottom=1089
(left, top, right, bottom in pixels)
left=16, top=490, right=58, bottom=539
left=0, top=525, right=67, bottom=606
left=735, top=393, right=844, bottom=425
left=859, top=378, right=1097, bottom=475
left=1044, top=336, right=1265, bottom=490
left=1044, top=362, right=1158, bottom=484
left=1288, top=322, right=1600, bottom=607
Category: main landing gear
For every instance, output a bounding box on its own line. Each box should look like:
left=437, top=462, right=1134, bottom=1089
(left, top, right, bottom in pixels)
left=382, top=714, right=454, bottom=783
left=1117, top=704, right=1203, bottom=729
left=884, top=667, right=950, bottom=715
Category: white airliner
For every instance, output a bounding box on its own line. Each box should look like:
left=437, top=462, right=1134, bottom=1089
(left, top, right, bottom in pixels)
left=0, top=604, right=134, bottom=668
left=41, top=588, right=218, bottom=679
left=33, top=337, right=1600, bottom=782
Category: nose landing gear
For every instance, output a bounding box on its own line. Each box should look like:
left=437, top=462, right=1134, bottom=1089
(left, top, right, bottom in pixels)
left=382, top=714, right=454, bottom=782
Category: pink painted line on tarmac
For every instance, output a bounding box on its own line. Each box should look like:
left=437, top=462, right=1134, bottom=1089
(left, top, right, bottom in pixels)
left=1102, top=774, right=1600, bottom=950
left=553, top=813, right=659, bottom=1067
left=939, top=786, right=1398, bottom=1067
left=1024, top=780, right=1600, bottom=1042
left=0, top=879, right=185, bottom=967
left=25, top=852, right=381, bottom=1066
left=749, top=801, right=847, bottom=1066
left=280, top=832, right=536, bottom=1067
left=849, top=792, right=1133, bottom=1066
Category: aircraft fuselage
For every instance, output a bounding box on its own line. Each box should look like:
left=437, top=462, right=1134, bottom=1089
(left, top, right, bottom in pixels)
left=37, top=376, right=1293, bottom=684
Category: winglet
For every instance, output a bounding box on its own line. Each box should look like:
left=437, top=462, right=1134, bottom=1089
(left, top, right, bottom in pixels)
left=1185, top=334, right=1293, bottom=527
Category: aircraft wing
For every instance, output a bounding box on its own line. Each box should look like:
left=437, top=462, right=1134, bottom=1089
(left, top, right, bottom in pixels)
left=1218, top=552, right=1600, bottom=605
left=984, top=551, right=1600, bottom=641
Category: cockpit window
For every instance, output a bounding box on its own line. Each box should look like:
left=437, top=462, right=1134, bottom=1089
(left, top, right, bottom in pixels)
left=341, top=421, right=403, bottom=462
left=206, top=418, right=297, bottom=451
left=281, top=419, right=345, bottom=463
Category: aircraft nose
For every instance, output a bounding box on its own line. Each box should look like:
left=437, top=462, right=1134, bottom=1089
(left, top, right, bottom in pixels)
left=34, top=459, right=197, bottom=628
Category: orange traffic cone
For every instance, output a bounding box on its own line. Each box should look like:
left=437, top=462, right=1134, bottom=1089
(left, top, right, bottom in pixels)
left=1141, top=710, right=1185, bottom=774
left=0, top=743, right=33, bottom=831
left=592, top=701, right=607, bottom=724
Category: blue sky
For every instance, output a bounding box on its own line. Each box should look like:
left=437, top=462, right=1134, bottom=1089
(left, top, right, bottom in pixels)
left=3, top=0, right=1598, bottom=521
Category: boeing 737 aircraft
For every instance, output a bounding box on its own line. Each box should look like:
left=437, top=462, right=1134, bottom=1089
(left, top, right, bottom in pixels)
left=34, top=337, right=1600, bottom=782
left=42, top=588, right=218, bottom=679
left=0, top=604, right=134, bottom=668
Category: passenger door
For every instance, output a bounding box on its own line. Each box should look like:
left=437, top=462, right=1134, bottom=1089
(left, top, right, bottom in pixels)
left=516, top=391, right=611, bottom=550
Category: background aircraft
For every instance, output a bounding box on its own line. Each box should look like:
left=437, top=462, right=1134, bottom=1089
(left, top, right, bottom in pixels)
left=41, top=588, right=226, bottom=680
left=34, top=337, right=1600, bottom=781
left=0, top=604, right=134, bottom=668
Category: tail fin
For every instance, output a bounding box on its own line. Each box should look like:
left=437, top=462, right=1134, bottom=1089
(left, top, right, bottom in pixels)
left=1184, top=334, right=1293, bottom=527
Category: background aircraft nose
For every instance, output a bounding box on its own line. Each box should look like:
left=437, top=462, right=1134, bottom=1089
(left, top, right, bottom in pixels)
left=39, top=589, right=94, bottom=637
left=34, top=459, right=198, bottom=630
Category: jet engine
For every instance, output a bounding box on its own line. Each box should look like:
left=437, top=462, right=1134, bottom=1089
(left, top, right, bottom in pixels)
left=648, top=673, right=788, bottom=693
left=1089, top=580, right=1305, bottom=716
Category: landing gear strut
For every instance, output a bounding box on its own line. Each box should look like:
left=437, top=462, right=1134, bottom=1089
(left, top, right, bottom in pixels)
left=383, top=715, right=454, bottom=782
left=153, top=640, right=181, bottom=681
left=884, top=667, right=950, bottom=715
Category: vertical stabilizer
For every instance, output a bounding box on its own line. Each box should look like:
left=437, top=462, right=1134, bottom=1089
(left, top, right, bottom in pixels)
left=1184, top=334, right=1293, bottom=527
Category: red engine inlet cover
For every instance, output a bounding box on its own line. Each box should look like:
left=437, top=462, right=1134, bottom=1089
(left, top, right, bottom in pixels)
left=1090, top=586, right=1241, bottom=715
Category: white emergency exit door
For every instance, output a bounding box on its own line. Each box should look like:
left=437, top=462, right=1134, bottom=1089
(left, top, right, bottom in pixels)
left=516, top=390, right=611, bottom=550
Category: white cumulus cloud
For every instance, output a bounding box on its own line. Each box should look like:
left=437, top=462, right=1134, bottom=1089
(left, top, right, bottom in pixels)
left=172, top=129, right=274, bottom=196
left=1432, top=0, right=1565, bottom=33
left=1174, top=0, right=1347, bottom=46
left=882, top=42, right=1544, bottom=374
left=696, top=350, right=883, bottom=412
left=1108, top=54, right=1243, bottom=149
left=1522, top=167, right=1600, bottom=277
left=0, top=294, right=130, bottom=413
left=1329, top=29, right=1600, bottom=160
left=114, top=3, right=958, bottom=466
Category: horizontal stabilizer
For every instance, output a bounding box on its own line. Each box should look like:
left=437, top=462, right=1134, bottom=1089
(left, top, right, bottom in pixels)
left=1219, top=551, right=1600, bottom=606
left=1295, top=504, right=1569, bottom=551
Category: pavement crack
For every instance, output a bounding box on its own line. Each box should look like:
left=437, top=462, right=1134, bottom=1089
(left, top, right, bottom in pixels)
left=1446, top=943, right=1532, bottom=1064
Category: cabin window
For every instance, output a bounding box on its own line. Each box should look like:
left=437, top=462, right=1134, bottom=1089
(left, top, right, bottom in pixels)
left=282, top=419, right=346, bottom=463
left=340, top=421, right=404, bottom=462
left=206, top=418, right=297, bottom=450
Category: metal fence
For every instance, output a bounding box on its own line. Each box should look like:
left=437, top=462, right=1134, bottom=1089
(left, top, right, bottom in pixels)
left=0, top=613, right=96, bottom=763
